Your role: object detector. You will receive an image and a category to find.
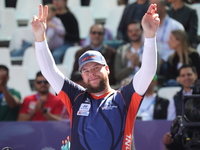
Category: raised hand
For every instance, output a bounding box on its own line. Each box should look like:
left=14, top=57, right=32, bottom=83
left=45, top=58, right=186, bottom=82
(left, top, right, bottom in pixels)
left=31, top=5, right=48, bottom=42
left=142, top=4, right=160, bottom=38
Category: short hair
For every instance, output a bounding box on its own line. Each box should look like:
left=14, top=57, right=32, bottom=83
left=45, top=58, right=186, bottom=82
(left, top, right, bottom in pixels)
left=36, top=71, right=43, bottom=78
left=126, top=20, right=143, bottom=31
left=46, top=3, right=56, bottom=12
left=89, top=24, right=105, bottom=34
left=0, top=64, right=9, bottom=75
left=178, top=64, right=197, bottom=75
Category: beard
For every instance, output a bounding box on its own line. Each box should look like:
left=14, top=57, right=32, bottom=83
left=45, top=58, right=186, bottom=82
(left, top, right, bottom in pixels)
left=86, top=76, right=107, bottom=93
left=39, top=88, right=49, bottom=95
left=130, top=36, right=141, bottom=43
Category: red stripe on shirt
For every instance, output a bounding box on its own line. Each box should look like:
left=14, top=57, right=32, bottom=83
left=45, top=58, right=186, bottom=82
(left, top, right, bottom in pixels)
left=58, top=91, right=73, bottom=127
left=122, top=92, right=143, bottom=150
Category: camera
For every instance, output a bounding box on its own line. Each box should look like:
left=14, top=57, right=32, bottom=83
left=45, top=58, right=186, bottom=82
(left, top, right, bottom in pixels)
left=170, top=79, right=200, bottom=150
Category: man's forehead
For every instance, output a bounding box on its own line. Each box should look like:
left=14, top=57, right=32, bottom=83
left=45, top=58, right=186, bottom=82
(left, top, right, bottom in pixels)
left=180, top=68, right=194, bottom=75
left=36, top=75, right=45, bottom=80
left=0, top=69, right=7, bottom=74
left=91, top=25, right=104, bottom=31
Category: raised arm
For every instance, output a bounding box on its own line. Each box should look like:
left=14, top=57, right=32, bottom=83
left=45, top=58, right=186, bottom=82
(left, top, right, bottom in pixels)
left=133, top=4, right=160, bottom=95
left=31, top=5, right=65, bottom=94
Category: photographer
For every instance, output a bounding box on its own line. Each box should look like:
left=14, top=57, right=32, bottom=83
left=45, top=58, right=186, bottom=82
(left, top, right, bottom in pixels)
left=167, top=65, right=198, bottom=120
left=163, top=65, right=199, bottom=150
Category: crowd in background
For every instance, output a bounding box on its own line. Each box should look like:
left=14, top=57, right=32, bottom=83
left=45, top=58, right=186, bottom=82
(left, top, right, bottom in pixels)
left=1, top=0, right=200, bottom=120
left=1, top=0, right=200, bottom=148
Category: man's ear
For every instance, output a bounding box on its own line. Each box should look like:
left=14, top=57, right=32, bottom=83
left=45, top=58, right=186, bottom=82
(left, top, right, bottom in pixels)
left=105, top=65, right=110, bottom=74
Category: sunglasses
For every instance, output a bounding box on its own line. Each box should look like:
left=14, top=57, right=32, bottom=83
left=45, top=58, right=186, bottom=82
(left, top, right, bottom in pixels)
left=36, top=80, right=49, bottom=85
left=90, top=31, right=104, bottom=36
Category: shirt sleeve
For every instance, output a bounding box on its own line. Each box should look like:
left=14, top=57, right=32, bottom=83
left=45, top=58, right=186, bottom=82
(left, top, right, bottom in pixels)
left=133, top=37, right=157, bottom=95
left=167, top=98, right=176, bottom=120
left=35, top=40, right=65, bottom=94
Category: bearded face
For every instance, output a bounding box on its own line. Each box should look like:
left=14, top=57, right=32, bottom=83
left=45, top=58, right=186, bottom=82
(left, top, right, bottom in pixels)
left=86, top=75, right=108, bottom=93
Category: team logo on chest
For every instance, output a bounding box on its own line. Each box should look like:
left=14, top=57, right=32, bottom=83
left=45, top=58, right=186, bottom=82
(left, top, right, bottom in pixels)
left=102, top=98, right=117, bottom=110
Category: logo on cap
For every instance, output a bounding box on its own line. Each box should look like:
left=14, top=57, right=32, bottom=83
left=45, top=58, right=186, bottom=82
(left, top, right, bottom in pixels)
left=82, top=55, right=96, bottom=62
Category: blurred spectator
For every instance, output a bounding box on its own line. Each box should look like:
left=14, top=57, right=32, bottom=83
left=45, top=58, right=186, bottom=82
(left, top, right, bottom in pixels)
left=46, top=4, right=66, bottom=52
left=115, top=20, right=144, bottom=85
left=52, top=0, right=80, bottom=64
left=18, top=71, right=64, bottom=121
left=167, top=65, right=198, bottom=120
left=167, top=0, right=199, bottom=48
left=166, top=30, right=200, bottom=86
left=10, top=4, right=66, bottom=57
left=0, top=65, right=21, bottom=121
left=117, top=0, right=149, bottom=42
left=71, top=24, right=117, bottom=85
left=137, top=75, right=169, bottom=120
left=82, top=27, right=113, bottom=47
left=150, top=0, right=184, bottom=75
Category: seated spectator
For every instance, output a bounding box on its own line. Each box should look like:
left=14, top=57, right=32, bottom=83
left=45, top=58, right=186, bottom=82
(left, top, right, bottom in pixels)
left=18, top=71, right=64, bottom=121
left=115, top=20, right=144, bottom=85
left=117, top=0, right=149, bottom=42
left=10, top=4, right=66, bottom=57
left=166, top=30, right=200, bottom=86
left=52, top=0, right=80, bottom=64
left=71, top=24, right=117, bottom=85
left=167, top=0, right=199, bottom=48
left=0, top=65, right=21, bottom=121
left=150, top=0, right=184, bottom=75
left=82, top=27, right=113, bottom=47
left=137, top=75, right=169, bottom=120
left=167, top=65, right=198, bottom=121
left=46, top=4, right=66, bottom=52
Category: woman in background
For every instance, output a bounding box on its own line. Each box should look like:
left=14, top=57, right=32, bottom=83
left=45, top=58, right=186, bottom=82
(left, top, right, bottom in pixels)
left=166, top=30, right=200, bottom=86
left=52, top=0, right=80, bottom=64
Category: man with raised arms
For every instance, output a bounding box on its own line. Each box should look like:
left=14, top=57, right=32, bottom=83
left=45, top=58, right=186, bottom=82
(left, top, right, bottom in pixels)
left=31, top=4, right=160, bottom=150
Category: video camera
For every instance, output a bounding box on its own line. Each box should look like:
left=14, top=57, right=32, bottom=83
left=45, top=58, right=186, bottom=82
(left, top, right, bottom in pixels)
left=170, top=79, right=200, bottom=150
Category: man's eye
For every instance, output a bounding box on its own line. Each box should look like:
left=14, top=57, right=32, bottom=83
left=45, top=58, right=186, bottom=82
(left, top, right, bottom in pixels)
left=94, top=67, right=99, bottom=70
left=83, top=70, right=89, bottom=74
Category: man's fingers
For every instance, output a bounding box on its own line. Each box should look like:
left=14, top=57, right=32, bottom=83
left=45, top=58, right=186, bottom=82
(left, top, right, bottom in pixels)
left=146, top=4, right=157, bottom=15
left=38, top=4, right=43, bottom=19
left=42, top=5, right=48, bottom=23
left=31, top=15, right=38, bottom=25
